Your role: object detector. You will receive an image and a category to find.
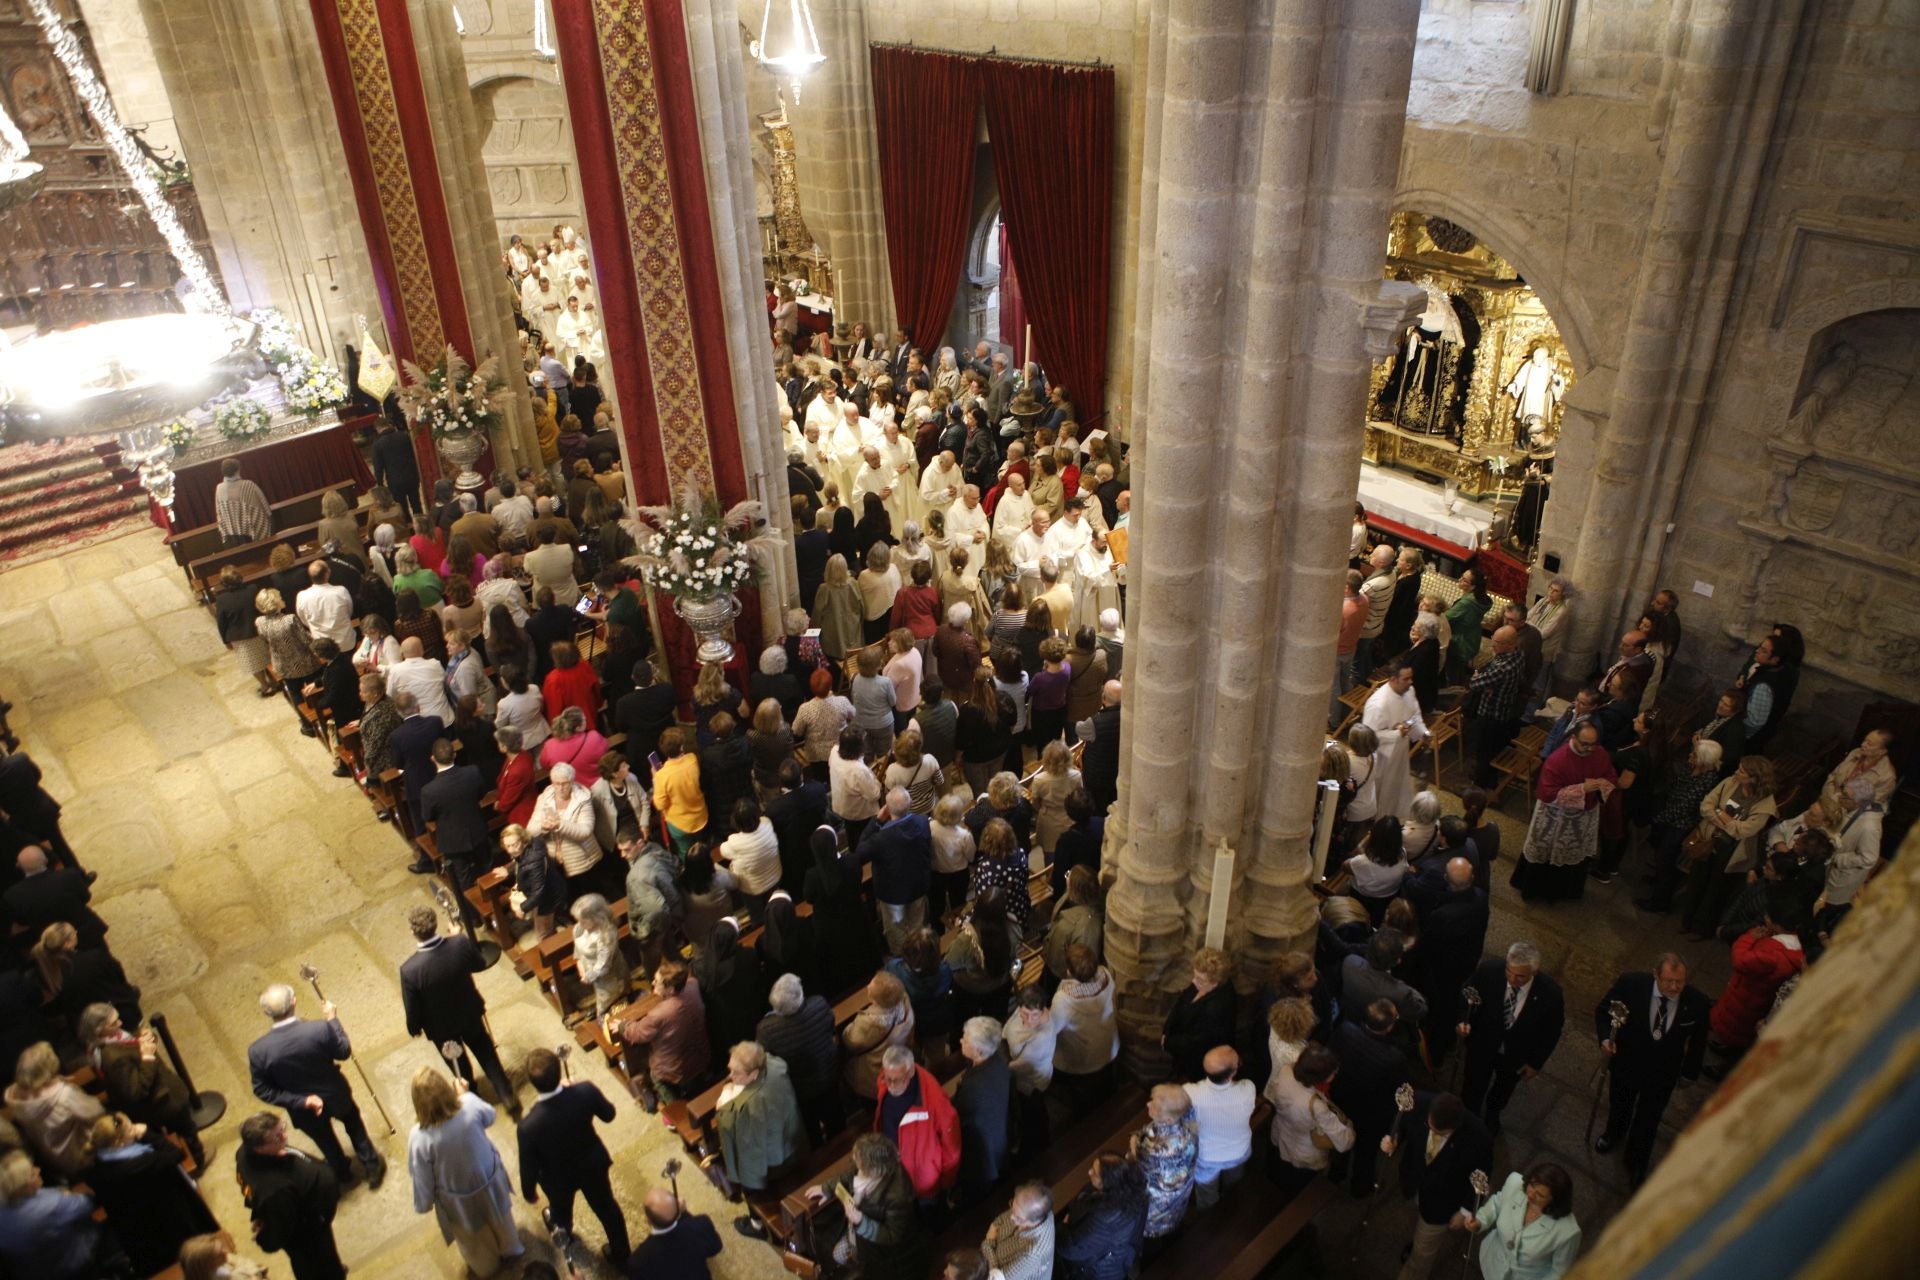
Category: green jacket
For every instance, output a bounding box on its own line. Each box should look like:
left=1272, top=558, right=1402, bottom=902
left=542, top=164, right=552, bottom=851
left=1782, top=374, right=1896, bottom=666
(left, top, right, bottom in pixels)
left=716, top=1055, right=806, bottom=1191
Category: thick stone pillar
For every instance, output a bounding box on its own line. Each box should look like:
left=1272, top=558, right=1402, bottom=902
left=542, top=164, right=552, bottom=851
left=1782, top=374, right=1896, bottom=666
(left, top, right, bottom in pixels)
left=681, top=0, right=799, bottom=631
left=786, top=0, right=894, bottom=335
left=1105, top=0, right=1421, bottom=1068
left=138, top=0, right=380, bottom=353
left=1547, top=0, right=1811, bottom=666
left=304, top=0, right=531, bottom=480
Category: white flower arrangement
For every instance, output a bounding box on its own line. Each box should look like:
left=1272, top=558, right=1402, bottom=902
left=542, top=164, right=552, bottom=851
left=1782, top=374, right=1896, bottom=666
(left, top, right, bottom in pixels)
left=214, top=398, right=274, bottom=443
left=625, top=483, right=784, bottom=603
left=250, top=307, right=348, bottom=420
left=161, top=417, right=196, bottom=456
left=397, top=344, right=509, bottom=441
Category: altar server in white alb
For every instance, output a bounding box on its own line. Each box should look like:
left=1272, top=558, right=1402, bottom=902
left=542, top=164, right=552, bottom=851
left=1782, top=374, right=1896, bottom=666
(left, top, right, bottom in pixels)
left=1361, top=661, right=1429, bottom=821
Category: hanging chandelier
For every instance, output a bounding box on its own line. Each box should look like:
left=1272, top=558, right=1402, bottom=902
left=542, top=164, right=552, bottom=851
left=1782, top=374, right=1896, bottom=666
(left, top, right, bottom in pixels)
left=752, top=0, right=825, bottom=101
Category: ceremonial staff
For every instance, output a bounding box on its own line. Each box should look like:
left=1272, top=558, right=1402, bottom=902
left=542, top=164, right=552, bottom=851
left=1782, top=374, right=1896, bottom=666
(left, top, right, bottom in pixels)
left=1350, top=1083, right=1420, bottom=1262
left=1460, top=1169, right=1492, bottom=1280
left=1455, top=983, right=1483, bottom=1094
left=1587, top=999, right=1629, bottom=1146
left=432, top=879, right=501, bottom=970
left=297, top=963, right=397, bottom=1134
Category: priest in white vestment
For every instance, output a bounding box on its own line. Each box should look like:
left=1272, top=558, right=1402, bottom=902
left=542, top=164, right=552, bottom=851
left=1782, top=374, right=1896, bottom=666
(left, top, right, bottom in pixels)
left=523, top=275, right=562, bottom=333
left=918, top=450, right=963, bottom=521
left=804, top=382, right=845, bottom=437
left=554, top=297, right=605, bottom=368
left=946, top=485, right=991, bottom=558
left=992, top=472, right=1036, bottom=551
left=1012, top=510, right=1052, bottom=589
left=1072, top=533, right=1120, bottom=632
left=876, top=420, right=922, bottom=529
left=851, top=447, right=895, bottom=523
left=826, top=404, right=869, bottom=503
left=1360, top=667, right=1429, bottom=821
left=1041, top=500, right=1094, bottom=586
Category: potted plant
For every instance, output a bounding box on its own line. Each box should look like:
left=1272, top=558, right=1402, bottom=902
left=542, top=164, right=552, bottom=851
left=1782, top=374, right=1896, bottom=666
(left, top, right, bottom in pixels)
left=397, top=344, right=508, bottom=489
left=626, top=484, right=783, bottom=664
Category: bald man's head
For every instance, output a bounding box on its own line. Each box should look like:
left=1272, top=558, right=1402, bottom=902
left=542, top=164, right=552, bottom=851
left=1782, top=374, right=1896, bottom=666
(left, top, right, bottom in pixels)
left=1446, top=857, right=1474, bottom=890
left=1100, top=679, right=1122, bottom=708
left=16, top=845, right=47, bottom=876
left=1202, top=1046, right=1239, bottom=1082
left=1491, top=625, right=1518, bottom=652
left=400, top=636, right=424, bottom=659
left=643, top=1189, right=679, bottom=1228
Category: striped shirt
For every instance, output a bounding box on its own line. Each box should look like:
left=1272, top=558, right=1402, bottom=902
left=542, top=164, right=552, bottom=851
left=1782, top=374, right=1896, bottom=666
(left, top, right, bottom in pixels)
left=214, top=477, right=272, bottom=542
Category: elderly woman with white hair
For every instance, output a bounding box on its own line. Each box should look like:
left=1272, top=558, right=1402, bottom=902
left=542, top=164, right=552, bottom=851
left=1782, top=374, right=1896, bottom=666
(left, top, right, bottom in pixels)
left=1132, top=1084, right=1199, bottom=1243
left=1637, top=737, right=1726, bottom=912
left=749, top=643, right=806, bottom=722
left=532, top=759, right=616, bottom=900
left=1403, top=790, right=1445, bottom=862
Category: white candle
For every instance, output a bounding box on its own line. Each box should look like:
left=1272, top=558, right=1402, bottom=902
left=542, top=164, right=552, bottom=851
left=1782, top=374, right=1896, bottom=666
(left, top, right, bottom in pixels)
left=1204, top=838, right=1234, bottom=950
left=1311, top=779, right=1341, bottom=881
left=1024, top=322, right=1033, bottom=366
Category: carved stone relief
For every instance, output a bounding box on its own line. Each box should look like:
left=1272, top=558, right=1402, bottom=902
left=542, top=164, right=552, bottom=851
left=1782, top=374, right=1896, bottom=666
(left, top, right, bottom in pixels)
left=470, top=73, right=580, bottom=240
left=1738, top=309, right=1920, bottom=692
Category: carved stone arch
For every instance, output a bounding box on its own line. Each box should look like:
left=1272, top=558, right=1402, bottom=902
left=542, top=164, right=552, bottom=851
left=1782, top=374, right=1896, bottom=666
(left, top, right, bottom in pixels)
left=966, top=195, right=1003, bottom=286
left=1393, top=186, right=1600, bottom=379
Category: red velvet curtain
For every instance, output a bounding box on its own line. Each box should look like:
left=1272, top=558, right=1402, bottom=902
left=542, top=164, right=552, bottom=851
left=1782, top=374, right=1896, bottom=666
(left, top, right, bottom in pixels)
left=870, top=47, right=981, bottom=353
left=981, top=60, right=1113, bottom=426
left=997, top=219, right=1027, bottom=365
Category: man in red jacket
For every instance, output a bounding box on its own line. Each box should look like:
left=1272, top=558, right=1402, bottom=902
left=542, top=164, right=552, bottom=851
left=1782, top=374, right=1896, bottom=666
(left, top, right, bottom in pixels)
left=873, top=1046, right=961, bottom=1203
left=1704, top=888, right=1808, bottom=1080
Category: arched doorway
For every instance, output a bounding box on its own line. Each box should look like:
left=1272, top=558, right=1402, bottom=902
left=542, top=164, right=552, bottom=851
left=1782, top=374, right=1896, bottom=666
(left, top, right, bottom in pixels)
left=1360, top=211, right=1577, bottom=597
left=471, top=74, right=583, bottom=250
left=964, top=202, right=1003, bottom=346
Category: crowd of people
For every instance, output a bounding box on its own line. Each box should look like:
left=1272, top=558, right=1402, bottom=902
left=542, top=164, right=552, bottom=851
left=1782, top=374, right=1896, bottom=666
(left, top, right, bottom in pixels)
left=1319, top=520, right=1898, bottom=1267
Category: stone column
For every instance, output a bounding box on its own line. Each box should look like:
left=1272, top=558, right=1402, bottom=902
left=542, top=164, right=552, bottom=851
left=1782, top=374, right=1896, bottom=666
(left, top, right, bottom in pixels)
left=404, top=0, right=536, bottom=469
left=786, top=0, right=894, bottom=335
left=682, top=0, right=799, bottom=632
left=138, top=0, right=381, bottom=351
left=1547, top=0, right=1812, bottom=667
left=1105, top=0, right=1422, bottom=1068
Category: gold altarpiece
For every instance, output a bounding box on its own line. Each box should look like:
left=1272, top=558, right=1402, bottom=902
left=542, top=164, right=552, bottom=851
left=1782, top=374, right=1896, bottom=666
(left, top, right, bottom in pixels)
left=1365, top=212, right=1573, bottom=503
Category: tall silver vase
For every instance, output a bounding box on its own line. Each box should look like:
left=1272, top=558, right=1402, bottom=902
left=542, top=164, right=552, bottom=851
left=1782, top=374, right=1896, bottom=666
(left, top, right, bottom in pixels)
left=437, top=428, right=486, bottom=490
left=674, top=594, right=740, bottom=666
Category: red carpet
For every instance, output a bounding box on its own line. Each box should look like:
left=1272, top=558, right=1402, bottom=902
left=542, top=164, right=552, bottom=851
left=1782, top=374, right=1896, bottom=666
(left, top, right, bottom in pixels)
left=0, top=437, right=151, bottom=567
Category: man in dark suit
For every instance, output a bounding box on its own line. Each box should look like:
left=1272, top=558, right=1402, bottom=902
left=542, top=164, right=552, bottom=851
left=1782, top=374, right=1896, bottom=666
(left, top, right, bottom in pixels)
left=419, top=739, right=491, bottom=923
left=519, top=1047, right=630, bottom=1266
left=765, top=759, right=830, bottom=894
left=1329, top=998, right=1414, bottom=1196
left=1456, top=940, right=1564, bottom=1133
left=1419, top=857, right=1489, bottom=1062
left=887, top=327, right=915, bottom=383
left=1385, top=1091, right=1493, bottom=1280
left=1077, top=681, right=1122, bottom=816
left=856, top=789, right=933, bottom=953
left=369, top=413, right=422, bottom=519
left=628, top=1189, right=722, bottom=1280
left=1594, top=953, right=1710, bottom=1186
left=615, top=664, right=680, bottom=779
left=0, top=747, right=79, bottom=869
left=246, top=983, right=386, bottom=1188
left=236, top=1111, right=347, bottom=1280
left=953, top=1016, right=1013, bottom=1208
left=4, top=844, right=107, bottom=948
left=386, top=691, right=444, bottom=863
left=398, top=906, right=517, bottom=1117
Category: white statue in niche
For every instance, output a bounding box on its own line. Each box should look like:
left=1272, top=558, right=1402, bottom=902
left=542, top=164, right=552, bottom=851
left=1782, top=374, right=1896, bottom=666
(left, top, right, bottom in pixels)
left=1505, top=346, right=1566, bottom=447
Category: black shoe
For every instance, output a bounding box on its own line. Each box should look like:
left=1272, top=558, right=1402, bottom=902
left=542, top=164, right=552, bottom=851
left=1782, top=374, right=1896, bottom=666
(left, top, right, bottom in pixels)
left=364, top=1153, right=387, bottom=1190
left=601, top=1243, right=631, bottom=1267
left=1633, top=897, right=1669, bottom=913
left=734, top=1214, right=766, bottom=1238
left=1593, top=1133, right=1618, bottom=1154
left=406, top=859, right=437, bottom=875
left=1702, top=1062, right=1729, bottom=1082
left=300, top=724, right=319, bottom=738
left=1591, top=870, right=1617, bottom=884
left=331, top=763, right=353, bottom=778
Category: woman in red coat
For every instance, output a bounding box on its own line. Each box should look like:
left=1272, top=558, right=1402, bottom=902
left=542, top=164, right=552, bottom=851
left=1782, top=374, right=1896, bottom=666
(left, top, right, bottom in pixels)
left=1707, top=889, right=1807, bottom=1074
left=541, top=640, right=603, bottom=722
left=494, top=726, right=539, bottom=829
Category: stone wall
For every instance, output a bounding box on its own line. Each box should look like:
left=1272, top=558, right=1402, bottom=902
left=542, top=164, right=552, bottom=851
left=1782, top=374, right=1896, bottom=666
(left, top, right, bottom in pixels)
left=1396, top=0, right=1920, bottom=732
left=74, top=0, right=181, bottom=157
left=454, top=0, right=587, bottom=251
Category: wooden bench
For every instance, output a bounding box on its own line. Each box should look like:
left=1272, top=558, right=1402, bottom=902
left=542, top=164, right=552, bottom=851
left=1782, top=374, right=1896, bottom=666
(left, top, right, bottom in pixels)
left=1489, top=743, right=1541, bottom=806
left=186, top=503, right=372, bottom=601
left=166, top=482, right=359, bottom=581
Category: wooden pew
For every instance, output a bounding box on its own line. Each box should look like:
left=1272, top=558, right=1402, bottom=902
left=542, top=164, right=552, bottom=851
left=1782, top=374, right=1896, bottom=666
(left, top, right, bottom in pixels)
left=1149, top=1173, right=1334, bottom=1279
left=166, top=482, right=360, bottom=581
left=185, top=501, right=372, bottom=601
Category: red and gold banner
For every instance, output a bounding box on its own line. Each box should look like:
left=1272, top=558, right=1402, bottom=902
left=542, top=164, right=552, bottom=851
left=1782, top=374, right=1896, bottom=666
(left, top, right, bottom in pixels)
left=553, top=0, right=748, bottom=508
left=308, top=0, right=480, bottom=483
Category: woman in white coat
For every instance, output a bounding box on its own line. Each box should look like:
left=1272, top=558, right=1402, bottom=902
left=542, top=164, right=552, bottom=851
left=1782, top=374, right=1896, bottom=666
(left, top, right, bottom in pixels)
left=407, top=1070, right=524, bottom=1277
left=1459, top=1165, right=1582, bottom=1280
